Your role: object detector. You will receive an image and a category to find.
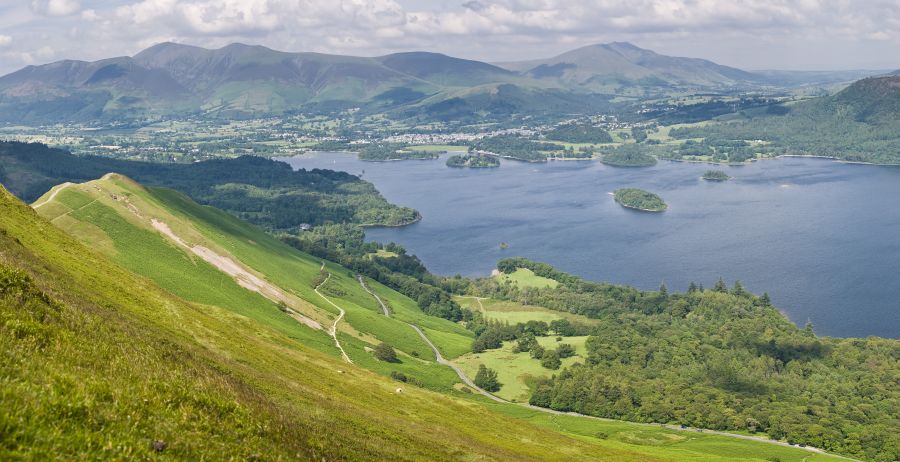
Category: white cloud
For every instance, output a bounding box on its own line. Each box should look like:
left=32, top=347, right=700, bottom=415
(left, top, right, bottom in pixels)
left=30, top=0, right=81, bottom=17
left=0, top=35, right=12, bottom=48
left=1, top=0, right=898, bottom=75
left=81, top=9, right=99, bottom=21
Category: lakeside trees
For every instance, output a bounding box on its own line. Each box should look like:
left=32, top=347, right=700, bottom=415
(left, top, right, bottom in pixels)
left=446, top=154, right=500, bottom=168
left=599, top=144, right=657, bottom=167
left=471, top=136, right=563, bottom=162
left=467, top=259, right=899, bottom=462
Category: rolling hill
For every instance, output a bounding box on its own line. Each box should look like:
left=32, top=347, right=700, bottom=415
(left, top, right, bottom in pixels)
left=2, top=41, right=873, bottom=123
left=670, top=75, right=900, bottom=163
left=496, top=42, right=763, bottom=94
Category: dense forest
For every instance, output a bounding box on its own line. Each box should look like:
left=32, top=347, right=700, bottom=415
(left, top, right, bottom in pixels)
left=446, top=154, right=500, bottom=168
left=465, top=258, right=899, bottom=462
left=471, top=135, right=563, bottom=162
left=670, top=76, right=900, bottom=164
left=357, top=143, right=441, bottom=161
left=599, top=144, right=658, bottom=167
left=0, top=141, right=419, bottom=231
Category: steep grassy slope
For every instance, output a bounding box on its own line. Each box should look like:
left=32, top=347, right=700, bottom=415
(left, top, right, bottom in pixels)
left=8, top=178, right=860, bottom=461
left=2, top=182, right=670, bottom=460
left=32, top=174, right=470, bottom=390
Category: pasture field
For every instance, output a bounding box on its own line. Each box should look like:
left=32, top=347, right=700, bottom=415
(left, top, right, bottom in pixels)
left=496, top=267, right=558, bottom=288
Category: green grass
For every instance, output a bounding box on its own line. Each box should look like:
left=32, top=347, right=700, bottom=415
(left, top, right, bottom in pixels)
left=454, top=336, right=590, bottom=402
left=13, top=177, right=859, bottom=461
left=39, top=184, right=338, bottom=355
left=486, top=404, right=847, bottom=462
left=6, top=184, right=668, bottom=461
left=458, top=297, right=602, bottom=328
left=496, top=268, right=559, bottom=288
left=35, top=175, right=474, bottom=391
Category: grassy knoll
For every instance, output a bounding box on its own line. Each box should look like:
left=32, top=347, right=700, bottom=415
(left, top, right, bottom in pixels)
left=454, top=336, right=590, bottom=402
left=497, top=268, right=559, bottom=288
left=2, top=185, right=660, bottom=461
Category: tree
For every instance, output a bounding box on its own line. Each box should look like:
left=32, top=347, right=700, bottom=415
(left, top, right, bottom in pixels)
left=732, top=280, right=747, bottom=296
left=474, top=364, right=501, bottom=392
left=374, top=342, right=398, bottom=363
left=513, top=334, right=537, bottom=353
left=550, top=319, right=576, bottom=336
left=659, top=282, right=668, bottom=298
left=714, top=277, right=728, bottom=292
left=530, top=344, right=546, bottom=359
left=541, top=350, right=561, bottom=369
left=556, top=344, right=576, bottom=358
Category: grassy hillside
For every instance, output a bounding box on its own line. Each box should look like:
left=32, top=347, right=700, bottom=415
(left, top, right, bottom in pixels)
left=9, top=175, right=863, bottom=460
left=3, top=177, right=683, bottom=460
left=32, top=174, right=469, bottom=390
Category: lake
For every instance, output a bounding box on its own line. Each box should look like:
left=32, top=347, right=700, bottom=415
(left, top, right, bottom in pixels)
left=280, top=153, right=900, bottom=339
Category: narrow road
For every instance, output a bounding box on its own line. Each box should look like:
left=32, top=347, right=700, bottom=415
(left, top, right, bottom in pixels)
left=356, top=281, right=856, bottom=459
left=31, top=182, right=72, bottom=209
left=357, top=275, right=390, bottom=316
left=356, top=275, right=509, bottom=403
left=314, top=262, right=352, bottom=364
left=408, top=323, right=506, bottom=403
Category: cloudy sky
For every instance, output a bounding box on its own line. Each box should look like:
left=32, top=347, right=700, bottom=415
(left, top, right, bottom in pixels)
left=1, top=0, right=898, bottom=75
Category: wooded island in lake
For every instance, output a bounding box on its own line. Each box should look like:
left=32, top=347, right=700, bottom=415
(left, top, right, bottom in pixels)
left=613, top=188, right=668, bottom=212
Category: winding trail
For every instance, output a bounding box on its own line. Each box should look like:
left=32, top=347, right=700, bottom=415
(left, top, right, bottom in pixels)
left=315, top=262, right=352, bottom=364
left=356, top=279, right=857, bottom=460
left=357, top=275, right=390, bottom=316
left=457, top=295, right=487, bottom=313
left=31, top=182, right=73, bottom=209
left=356, top=275, right=505, bottom=402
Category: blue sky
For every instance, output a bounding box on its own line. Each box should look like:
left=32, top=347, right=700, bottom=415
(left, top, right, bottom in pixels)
left=1, top=0, right=898, bottom=75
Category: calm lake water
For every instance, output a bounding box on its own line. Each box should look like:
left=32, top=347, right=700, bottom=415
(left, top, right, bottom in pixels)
left=280, top=153, right=900, bottom=339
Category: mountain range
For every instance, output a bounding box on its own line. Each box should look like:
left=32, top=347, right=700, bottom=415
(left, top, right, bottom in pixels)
left=0, top=42, right=887, bottom=123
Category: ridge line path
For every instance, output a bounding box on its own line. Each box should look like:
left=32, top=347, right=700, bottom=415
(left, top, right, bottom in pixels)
left=315, top=262, right=352, bottom=364
left=31, top=182, right=73, bottom=209
left=356, top=278, right=858, bottom=460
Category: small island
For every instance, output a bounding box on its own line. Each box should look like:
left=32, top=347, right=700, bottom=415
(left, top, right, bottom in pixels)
left=446, top=154, right=500, bottom=168
left=613, top=188, right=667, bottom=212
left=702, top=170, right=731, bottom=181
